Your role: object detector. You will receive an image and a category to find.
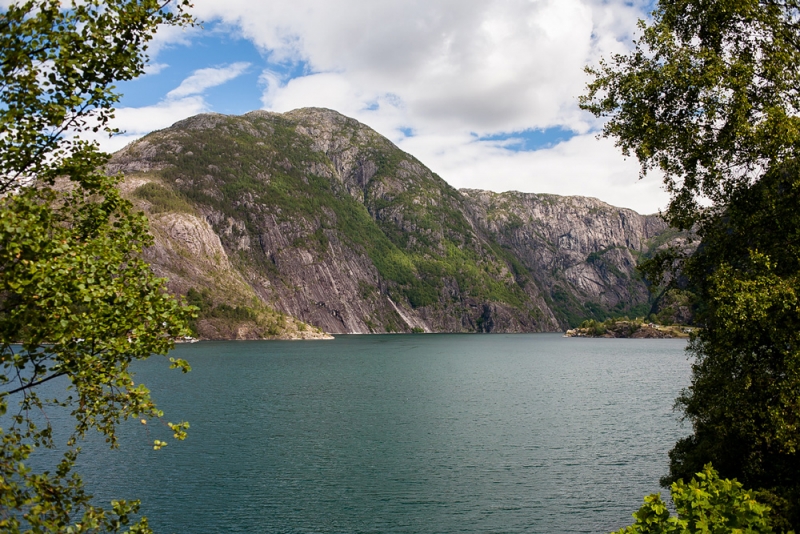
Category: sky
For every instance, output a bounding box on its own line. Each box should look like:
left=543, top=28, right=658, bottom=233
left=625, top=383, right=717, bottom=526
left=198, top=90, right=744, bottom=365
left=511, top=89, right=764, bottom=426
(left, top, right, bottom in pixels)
left=99, top=0, right=668, bottom=214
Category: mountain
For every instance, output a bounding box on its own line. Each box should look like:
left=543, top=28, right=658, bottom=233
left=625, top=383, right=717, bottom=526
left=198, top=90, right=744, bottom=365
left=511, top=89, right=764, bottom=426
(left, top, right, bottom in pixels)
left=108, top=108, right=680, bottom=338
left=460, top=189, right=682, bottom=326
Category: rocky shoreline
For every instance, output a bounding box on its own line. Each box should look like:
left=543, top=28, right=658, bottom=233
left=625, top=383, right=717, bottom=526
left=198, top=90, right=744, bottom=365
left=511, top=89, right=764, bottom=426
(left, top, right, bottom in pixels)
left=564, top=320, right=695, bottom=339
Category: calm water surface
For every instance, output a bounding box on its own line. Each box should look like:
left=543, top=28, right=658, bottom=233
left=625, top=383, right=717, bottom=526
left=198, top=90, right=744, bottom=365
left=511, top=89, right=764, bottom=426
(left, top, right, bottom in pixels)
left=47, top=334, right=690, bottom=533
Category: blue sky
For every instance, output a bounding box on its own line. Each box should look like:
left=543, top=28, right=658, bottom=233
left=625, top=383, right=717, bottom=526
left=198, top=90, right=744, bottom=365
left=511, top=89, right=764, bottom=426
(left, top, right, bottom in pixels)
left=117, top=30, right=268, bottom=113
left=99, top=0, right=668, bottom=214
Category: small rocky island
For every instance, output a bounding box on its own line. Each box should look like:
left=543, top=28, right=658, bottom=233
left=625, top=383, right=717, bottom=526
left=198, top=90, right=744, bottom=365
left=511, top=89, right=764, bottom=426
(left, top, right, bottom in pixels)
left=564, top=318, right=695, bottom=339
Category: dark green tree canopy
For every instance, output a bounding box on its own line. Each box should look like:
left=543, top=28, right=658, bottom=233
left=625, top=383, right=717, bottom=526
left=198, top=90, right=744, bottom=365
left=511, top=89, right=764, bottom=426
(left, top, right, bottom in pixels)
left=581, top=0, right=800, bottom=229
left=666, top=160, right=800, bottom=488
left=583, top=1, right=800, bottom=531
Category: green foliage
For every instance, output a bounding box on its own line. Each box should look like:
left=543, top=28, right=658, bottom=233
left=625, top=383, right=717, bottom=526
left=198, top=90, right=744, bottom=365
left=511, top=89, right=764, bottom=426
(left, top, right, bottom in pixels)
left=581, top=0, right=800, bottom=231
left=209, top=304, right=256, bottom=322
left=548, top=284, right=588, bottom=328
left=613, top=465, right=775, bottom=534
left=184, top=287, right=290, bottom=338
left=186, top=287, right=214, bottom=312
left=186, top=287, right=256, bottom=324
left=577, top=317, right=651, bottom=337
left=584, top=2, right=800, bottom=529
left=133, top=182, right=195, bottom=215
left=0, top=0, right=192, bottom=197
left=579, top=319, right=608, bottom=336
left=0, top=1, right=193, bottom=532
left=0, top=172, right=194, bottom=534
left=662, top=163, right=800, bottom=527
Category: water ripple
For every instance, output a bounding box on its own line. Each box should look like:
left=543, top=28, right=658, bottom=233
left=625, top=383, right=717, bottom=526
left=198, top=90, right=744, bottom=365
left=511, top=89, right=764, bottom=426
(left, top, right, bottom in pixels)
left=44, top=334, right=690, bottom=534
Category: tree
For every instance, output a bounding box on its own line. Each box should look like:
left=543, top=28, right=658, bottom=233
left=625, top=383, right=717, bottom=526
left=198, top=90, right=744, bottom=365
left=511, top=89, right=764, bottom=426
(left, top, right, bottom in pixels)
left=614, top=465, right=774, bottom=534
left=663, top=161, right=800, bottom=531
left=581, top=0, right=800, bottom=230
left=581, top=1, right=800, bottom=530
left=0, top=1, right=194, bottom=532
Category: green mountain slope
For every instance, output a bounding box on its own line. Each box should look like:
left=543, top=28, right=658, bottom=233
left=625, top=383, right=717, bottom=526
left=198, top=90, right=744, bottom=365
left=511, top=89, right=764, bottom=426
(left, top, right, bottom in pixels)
left=109, top=108, right=679, bottom=336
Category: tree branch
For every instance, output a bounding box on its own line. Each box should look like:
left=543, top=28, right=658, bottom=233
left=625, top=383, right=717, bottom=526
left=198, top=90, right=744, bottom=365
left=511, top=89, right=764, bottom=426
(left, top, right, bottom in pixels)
left=3, top=370, right=67, bottom=396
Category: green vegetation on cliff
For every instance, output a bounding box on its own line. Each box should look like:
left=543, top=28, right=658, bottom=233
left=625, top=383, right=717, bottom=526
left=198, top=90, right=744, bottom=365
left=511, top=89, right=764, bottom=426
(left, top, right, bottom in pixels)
left=112, top=108, right=685, bottom=334
left=565, top=317, right=692, bottom=339
left=118, top=110, right=548, bottom=332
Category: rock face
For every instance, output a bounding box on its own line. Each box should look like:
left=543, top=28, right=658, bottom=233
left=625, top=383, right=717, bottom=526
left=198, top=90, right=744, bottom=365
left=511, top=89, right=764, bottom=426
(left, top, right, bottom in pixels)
left=110, top=108, right=682, bottom=336
left=460, top=190, right=678, bottom=326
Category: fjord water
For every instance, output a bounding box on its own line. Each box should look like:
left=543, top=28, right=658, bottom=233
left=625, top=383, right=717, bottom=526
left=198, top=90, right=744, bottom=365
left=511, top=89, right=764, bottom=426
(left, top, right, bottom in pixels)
left=74, top=334, right=689, bottom=533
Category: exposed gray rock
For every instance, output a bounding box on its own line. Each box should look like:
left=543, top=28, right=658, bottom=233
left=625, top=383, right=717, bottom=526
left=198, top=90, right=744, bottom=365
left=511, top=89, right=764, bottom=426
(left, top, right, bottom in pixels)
left=460, top=189, right=676, bottom=325
left=113, top=108, right=683, bottom=336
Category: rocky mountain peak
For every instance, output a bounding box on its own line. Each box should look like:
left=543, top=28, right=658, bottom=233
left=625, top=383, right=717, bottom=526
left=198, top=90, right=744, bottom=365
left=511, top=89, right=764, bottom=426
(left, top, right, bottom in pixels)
left=111, top=108, right=683, bottom=337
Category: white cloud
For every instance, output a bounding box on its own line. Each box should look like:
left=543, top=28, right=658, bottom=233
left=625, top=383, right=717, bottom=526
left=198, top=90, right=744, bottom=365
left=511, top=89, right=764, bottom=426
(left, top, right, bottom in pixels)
left=143, top=62, right=169, bottom=76
left=167, top=62, right=250, bottom=99
left=144, top=22, right=199, bottom=58
left=398, top=132, right=668, bottom=215
left=184, top=0, right=664, bottom=213
left=195, top=0, right=646, bottom=132
left=83, top=96, right=208, bottom=154
left=262, top=72, right=364, bottom=117
left=90, top=63, right=250, bottom=154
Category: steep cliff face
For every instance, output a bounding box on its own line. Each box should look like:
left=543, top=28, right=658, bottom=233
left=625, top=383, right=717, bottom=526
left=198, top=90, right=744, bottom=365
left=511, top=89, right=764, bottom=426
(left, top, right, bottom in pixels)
left=112, top=109, right=561, bottom=334
left=110, top=108, right=679, bottom=335
left=117, top=177, right=330, bottom=340
left=460, top=190, right=679, bottom=326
